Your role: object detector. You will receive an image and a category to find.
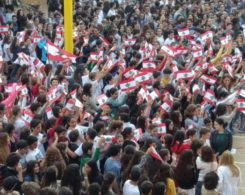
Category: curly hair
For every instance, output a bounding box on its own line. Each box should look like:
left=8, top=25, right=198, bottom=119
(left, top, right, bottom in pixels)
left=41, top=146, right=66, bottom=173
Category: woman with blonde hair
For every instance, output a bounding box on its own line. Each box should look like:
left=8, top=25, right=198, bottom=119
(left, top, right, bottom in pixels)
left=0, top=132, right=10, bottom=164
left=217, top=151, right=241, bottom=195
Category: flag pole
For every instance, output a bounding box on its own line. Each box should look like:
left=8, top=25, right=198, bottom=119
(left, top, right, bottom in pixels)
left=64, top=0, right=73, bottom=53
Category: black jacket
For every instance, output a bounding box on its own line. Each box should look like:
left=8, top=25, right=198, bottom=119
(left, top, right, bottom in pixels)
left=210, top=130, right=232, bottom=155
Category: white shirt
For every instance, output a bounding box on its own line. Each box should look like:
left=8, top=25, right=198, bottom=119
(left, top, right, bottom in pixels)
left=196, top=156, right=217, bottom=181
left=123, top=180, right=140, bottom=195
left=26, top=148, right=44, bottom=162
left=217, top=165, right=241, bottom=195
left=123, top=122, right=136, bottom=130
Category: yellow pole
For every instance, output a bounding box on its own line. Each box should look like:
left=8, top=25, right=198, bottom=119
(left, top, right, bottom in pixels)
left=64, top=0, right=73, bottom=53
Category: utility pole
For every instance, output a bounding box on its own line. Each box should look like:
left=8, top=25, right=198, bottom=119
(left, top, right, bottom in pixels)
left=64, top=0, right=73, bottom=53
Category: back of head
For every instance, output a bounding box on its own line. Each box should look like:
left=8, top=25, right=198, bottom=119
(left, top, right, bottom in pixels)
left=6, top=153, right=21, bottom=167
left=57, top=186, right=73, bottom=195
left=39, top=187, right=57, bottom=195
left=152, top=182, right=166, bottom=195
left=88, top=183, right=101, bottom=195
left=203, top=171, right=219, bottom=190
left=130, top=165, right=141, bottom=182
left=140, top=180, right=153, bottom=195
left=3, top=176, right=20, bottom=192
left=21, top=181, right=40, bottom=195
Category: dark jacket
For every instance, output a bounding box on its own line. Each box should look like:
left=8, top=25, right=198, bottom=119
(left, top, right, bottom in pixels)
left=175, top=165, right=197, bottom=189
left=210, top=130, right=232, bottom=155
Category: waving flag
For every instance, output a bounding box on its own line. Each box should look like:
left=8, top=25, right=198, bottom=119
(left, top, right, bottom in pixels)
left=133, top=128, right=143, bottom=141
left=96, top=94, right=108, bottom=106
left=65, top=99, right=75, bottom=111
left=178, top=28, right=190, bottom=37
left=237, top=99, right=245, bottom=114
left=142, top=60, right=156, bottom=69
left=135, top=71, right=152, bottom=85
left=32, top=36, right=42, bottom=44
left=201, top=31, right=213, bottom=42
left=157, top=123, right=166, bottom=135
left=203, top=89, right=216, bottom=105
left=147, top=89, right=161, bottom=101
left=193, top=49, right=203, bottom=60
left=22, top=110, right=34, bottom=125
left=124, top=38, right=137, bottom=47
left=160, top=100, right=172, bottom=113
left=192, top=84, right=200, bottom=94
left=0, top=25, right=9, bottom=34
left=45, top=39, right=77, bottom=63
left=200, top=74, right=217, bottom=85
left=120, top=78, right=137, bottom=92
left=46, top=107, right=54, bottom=119
left=100, top=36, right=110, bottom=46
left=46, top=87, right=62, bottom=104
left=174, top=70, right=195, bottom=81
left=123, top=67, right=136, bottom=79
left=16, top=31, right=26, bottom=43
left=161, top=45, right=175, bottom=57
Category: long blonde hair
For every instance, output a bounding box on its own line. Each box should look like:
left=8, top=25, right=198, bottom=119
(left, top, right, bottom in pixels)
left=219, top=150, right=240, bottom=177
left=0, top=132, right=10, bottom=164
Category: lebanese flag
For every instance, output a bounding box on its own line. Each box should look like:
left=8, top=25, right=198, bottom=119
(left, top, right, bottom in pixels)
left=138, top=87, right=148, bottom=101
left=217, top=91, right=237, bottom=106
left=32, top=36, right=42, bottom=44
left=220, top=37, right=228, bottom=45
left=120, top=78, right=137, bottom=92
left=192, top=84, right=200, bottom=94
left=142, top=60, right=156, bottom=69
left=56, top=25, right=64, bottom=33
left=46, top=87, right=60, bottom=104
left=226, top=33, right=232, bottom=41
left=201, top=31, right=213, bottom=42
left=22, top=110, right=33, bottom=125
left=149, top=147, right=163, bottom=162
left=70, top=89, right=77, bottom=99
left=206, top=44, right=213, bottom=57
left=103, top=135, right=116, bottom=144
left=100, top=36, right=110, bottom=46
left=175, top=46, right=188, bottom=56
left=32, top=57, right=45, bottom=72
left=160, top=100, right=172, bottom=113
left=123, top=67, right=136, bottom=78
left=200, top=74, right=217, bottom=85
left=104, top=58, right=117, bottom=71
left=203, top=89, right=216, bottom=105
left=239, top=89, right=245, bottom=98
left=124, top=38, right=137, bottom=47
left=161, top=45, right=175, bottom=57
left=1, top=83, right=18, bottom=108
left=65, top=99, right=75, bottom=111
left=147, top=89, right=161, bottom=101
left=224, top=64, right=233, bottom=77
left=135, top=71, right=152, bottom=85
left=100, top=113, right=111, bottom=122
left=178, top=28, right=190, bottom=37
left=193, top=49, right=203, bottom=60
left=20, top=85, right=28, bottom=97
left=90, top=52, right=100, bottom=62
left=17, top=31, right=26, bottom=43
left=133, top=128, right=143, bottom=141
left=222, top=55, right=232, bottom=64
left=171, top=63, right=179, bottom=73
left=96, top=94, right=108, bottom=106
left=208, top=64, right=218, bottom=74
left=45, top=39, right=77, bottom=63
left=157, top=123, right=166, bottom=135
left=74, top=98, right=83, bottom=109
left=237, top=99, right=245, bottom=114
left=46, top=107, right=54, bottom=119
left=174, top=70, right=195, bottom=81
left=14, top=52, right=31, bottom=66
left=0, top=25, right=9, bottom=34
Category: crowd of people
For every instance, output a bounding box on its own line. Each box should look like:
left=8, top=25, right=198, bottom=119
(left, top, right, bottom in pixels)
left=0, top=0, right=244, bottom=194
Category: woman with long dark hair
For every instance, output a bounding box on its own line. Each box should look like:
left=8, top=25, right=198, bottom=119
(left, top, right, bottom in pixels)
left=24, top=160, right=41, bottom=183
left=83, top=160, right=103, bottom=185
left=101, top=172, right=116, bottom=195
left=61, top=164, right=83, bottom=195
left=174, top=150, right=196, bottom=195
left=40, top=165, right=59, bottom=189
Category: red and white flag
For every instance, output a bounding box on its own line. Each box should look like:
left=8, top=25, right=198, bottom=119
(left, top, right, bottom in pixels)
left=32, top=36, right=42, bottom=44
left=160, top=100, right=172, bottom=113
left=16, top=31, right=26, bottom=43
left=149, top=147, right=163, bottom=162
left=45, top=39, right=77, bottom=63
left=133, top=128, right=143, bottom=141
left=161, top=45, right=175, bottom=57
left=20, top=85, right=28, bottom=97
left=147, top=89, right=161, bottom=101
left=193, top=49, right=203, bottom=60
left=192, top=84, right=200, bottom=94
left=208, top=64, right=218, bottom=74
left=32, top=57, right=45, bottom=72
left=90, top=52, right=100, bottom=62
left=103, top=135, right=116, bottom=144
left=237, top=99, right=245, bottom=114
left=100, top=36, right=110, bottom=46
left=96, top=94, right=108, bottom=106
left=0, top=25, right=9, bottom=34
left=200, top=74, right=217, bottom=85
left=123, top=67, right=136, bottom=78
left=201, top=31, right=213, bottom=42
left=120, top=78, right=137, bottom=92
left=135, top=71, right=152, bottom=85
left=46, top=107, right=54, bottom=119
left=224, top=64, right=234, bottom=77
left=65, top=99, right=75, bottom=111
left=174, top=70, right=195, bottom=81
left=124, top=38, right=137, bottom=47
left=220, top=37, right=228, bottom=45
left=22, top=110, right=33, bottom=125
left=142, top=60, right=156, bottom=69
left=178, top=28, right=190, bottom=37
left=239, top=89, right=245, bottom=98
left=203, top=89, right=216, bottom=105
left=56, top=25, right=64, bottom=33
left=157, top=123, right=166, bottom=135
left=46, top=87, right=61, bottom=104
